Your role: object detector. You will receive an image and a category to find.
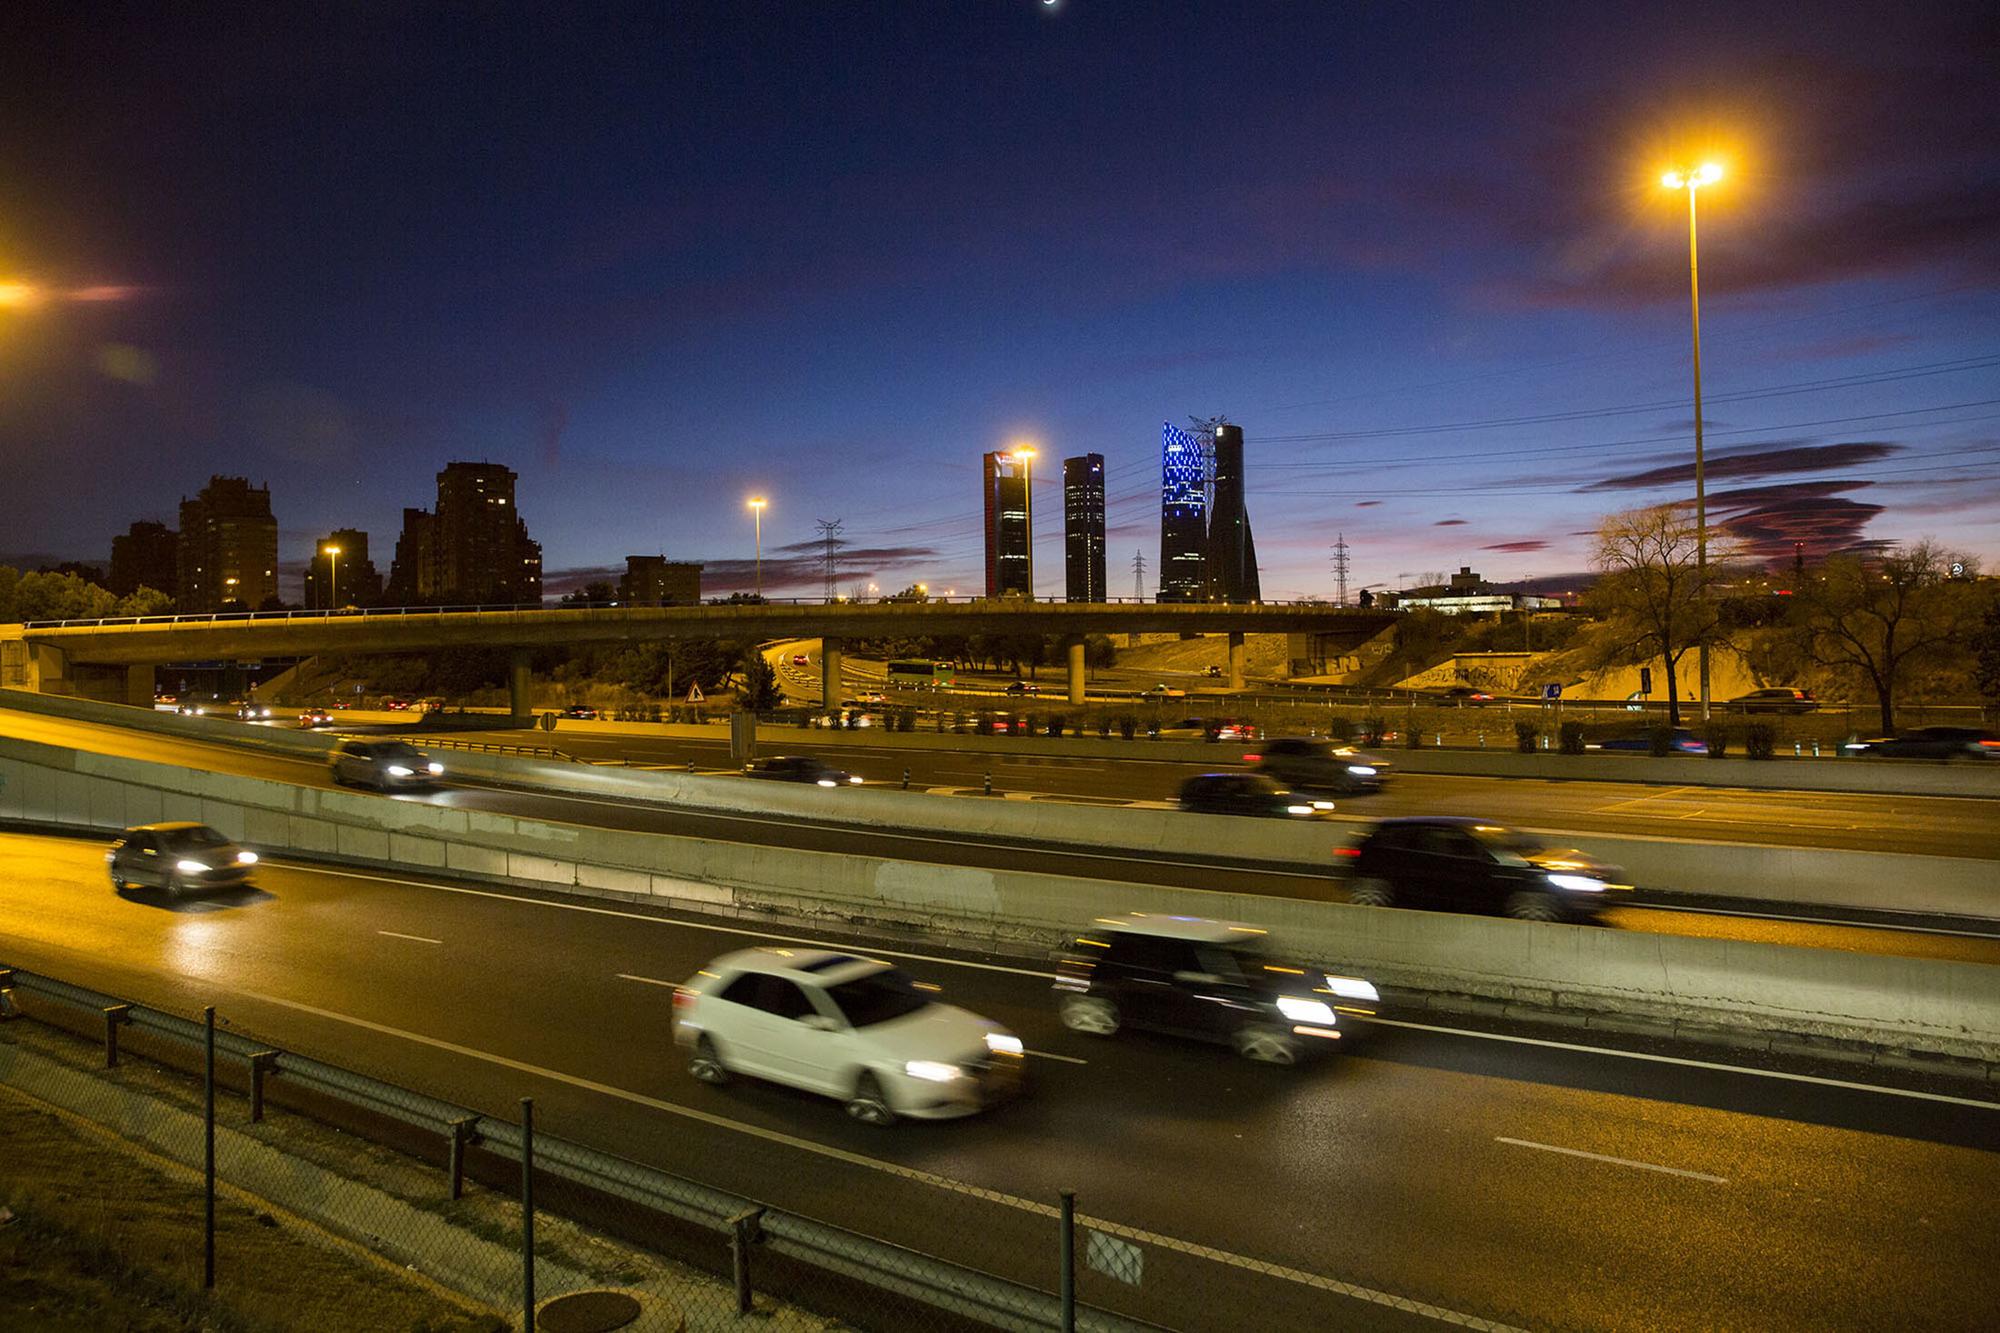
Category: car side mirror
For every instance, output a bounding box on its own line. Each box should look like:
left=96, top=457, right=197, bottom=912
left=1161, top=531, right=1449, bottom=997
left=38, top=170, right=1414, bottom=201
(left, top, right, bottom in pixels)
left=1173, top=970, right=1223, bottom=986
left=799, top=1014, right=839, bottom=1032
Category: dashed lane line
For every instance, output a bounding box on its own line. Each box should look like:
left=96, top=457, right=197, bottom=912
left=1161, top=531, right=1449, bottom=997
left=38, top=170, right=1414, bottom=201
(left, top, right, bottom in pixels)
left=376, top=930, right=442, bottom=945
left=1495, top=1136, right=1728, bottom=1184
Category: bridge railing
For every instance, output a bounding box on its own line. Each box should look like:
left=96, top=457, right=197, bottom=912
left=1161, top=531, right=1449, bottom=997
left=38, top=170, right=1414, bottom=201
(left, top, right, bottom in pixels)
left=19, top=596, right=1385, bottom=630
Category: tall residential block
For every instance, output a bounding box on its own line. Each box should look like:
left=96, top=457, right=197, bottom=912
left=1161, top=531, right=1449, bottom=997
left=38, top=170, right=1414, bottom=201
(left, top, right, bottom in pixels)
left=385, top=463, right=543, bottom=605
left=1157, top=422, right=1206, bottom=602
left=620, top=556, right=703, bottom=605
left=303, top=528, right=383, bottom=609
left=176, top=476, right=278, bottom=611
left=107, top=520, right=179, bottom=598
left=982, top=451, right=1032, bottom=597
left=1203, top=422, right=1261, bottom=603
left=1063, top=453, right=1106, bottom=602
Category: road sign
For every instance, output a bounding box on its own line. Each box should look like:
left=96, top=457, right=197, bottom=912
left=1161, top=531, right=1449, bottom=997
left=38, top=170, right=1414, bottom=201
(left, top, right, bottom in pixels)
left=686, top=683, right=704, bottom=703
left=1542, top=682, right=1563, bottom=700
left=1638, top=667, right=1652, bottom=694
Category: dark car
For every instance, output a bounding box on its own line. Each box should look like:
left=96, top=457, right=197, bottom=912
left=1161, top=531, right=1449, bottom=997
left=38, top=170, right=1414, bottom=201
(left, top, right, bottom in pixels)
left=1595, top=728, right=1708, bottom=755
left=1054, top=916, right=1379, bottom=1065
left=297, top=708, right=333, bottom=728
left=234, top=701, right=277, bottom=721
left=1004, top=680, right=1039, bottom=696
left=1844, top=727, right=2000, bottom=761
left=328, top=739, right=445, bottom=790
left=1177, top=772, right=1334, bottom=818
left=1728, top=687, right=1818, bottom=714
left=561, top=704, right=601, bottom=720
left=1439, top=685, right=1496, bottom=706
left=743, top=755, right=863, bottom=786
left=1247, top=737, right=1391, bottom=794
left=1341, top=817, right=1630, bottom=921
left=106, top=822, right=257, bottom=898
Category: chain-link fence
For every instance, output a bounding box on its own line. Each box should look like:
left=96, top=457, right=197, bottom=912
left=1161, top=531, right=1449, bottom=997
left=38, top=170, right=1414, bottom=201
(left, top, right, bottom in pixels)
left=3, top=963, right=1523, bottom=1332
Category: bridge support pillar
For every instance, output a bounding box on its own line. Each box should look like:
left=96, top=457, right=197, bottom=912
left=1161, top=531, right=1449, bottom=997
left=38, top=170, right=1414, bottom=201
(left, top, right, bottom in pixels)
left=1065, top=636, right=1086, bottom=707
left=508, top=651, right=534, bottom=721
left=1227, top=632, right=1245, bottom=691
left=123, top=666, right=153, bottom=708
left=820, top=638, right=842, bottom=714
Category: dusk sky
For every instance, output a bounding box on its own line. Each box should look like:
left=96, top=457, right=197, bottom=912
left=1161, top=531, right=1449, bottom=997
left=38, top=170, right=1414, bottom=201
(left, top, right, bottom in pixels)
left=3, top=1, right=1995, bottom=601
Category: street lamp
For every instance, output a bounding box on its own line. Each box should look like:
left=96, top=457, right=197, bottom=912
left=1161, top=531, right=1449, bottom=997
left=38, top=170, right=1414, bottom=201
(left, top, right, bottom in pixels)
left=1011, top=446, right=1037, bottom=598
left=322, top=544, right=342, bottom=611
left=746, top=497, right=767, bottom=598
left=1661, top=161, right=1723, bottom=722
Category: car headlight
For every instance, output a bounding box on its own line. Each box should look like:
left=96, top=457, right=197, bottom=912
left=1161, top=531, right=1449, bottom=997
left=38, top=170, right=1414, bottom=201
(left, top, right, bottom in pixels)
left=1547, top=873, right=1605, bottom=892
left=848, top=775, right=863, bottom=784
left=984, top=1032, right=1024, bottom=1056
left=904, top=1060, right=964, bottom=1082
left=1311, top=799, right=1336, bottom=810
left=1346, top=764, right=1377, bottom=777
left=427, top=762, right=444, bottom=775
left=1285, top=804, right=1315, bottom=815
left=237, top=851, right=258, bottom=865
left=1323, top=975, right=1379, bottom=1002
left=817, top=778, right=839, bottom=787
left=386, top=765, right=415, bottom=777
left=1276, top=996, right=1337, bottom=1026
left=175, top=859, right=211, bottom=873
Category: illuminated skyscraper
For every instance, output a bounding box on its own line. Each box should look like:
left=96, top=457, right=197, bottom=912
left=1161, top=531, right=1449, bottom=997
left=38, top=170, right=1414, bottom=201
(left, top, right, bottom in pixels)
left=982, top=451, right=1032, bottom=597
left=1063, top=453, right=1106, bottom=602
left=1157, top=423, right=1206, bottom=602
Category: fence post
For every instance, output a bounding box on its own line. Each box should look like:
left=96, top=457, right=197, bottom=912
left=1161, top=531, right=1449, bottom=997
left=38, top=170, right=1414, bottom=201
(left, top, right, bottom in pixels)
left=1059, top=1189, right=1076, bottom=1333
left=204, top=1006, right=216, bottom=1289
left=728, top=1207, right=765, bottom=1313
left=448, top=1117, right=480, bottom=1200
left=983, top=772, right=993, bottom=796
left=901, top=767, right=909, bottom=790
left=247, top=1051, right=279, bottom=1123
left=102, top=1004, right=132, bottom=1067
left=520, top=1098, right=536, bottom=1332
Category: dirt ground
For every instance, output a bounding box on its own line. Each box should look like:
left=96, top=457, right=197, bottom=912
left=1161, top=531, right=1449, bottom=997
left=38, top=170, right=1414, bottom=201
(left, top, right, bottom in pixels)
left=0, top=1082, right=506, bottom=1333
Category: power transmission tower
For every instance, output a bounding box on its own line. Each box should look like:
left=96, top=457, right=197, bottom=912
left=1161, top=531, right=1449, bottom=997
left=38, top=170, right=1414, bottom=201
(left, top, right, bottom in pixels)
left=814, top=518, right=845, bottom=602
left=1131, top=549, right=1147, bottom=602
left=1331, top=532, right=1350, bottom=606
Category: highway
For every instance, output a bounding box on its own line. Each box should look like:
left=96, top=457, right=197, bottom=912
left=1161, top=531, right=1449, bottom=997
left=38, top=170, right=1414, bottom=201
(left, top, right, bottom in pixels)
left=6, top=707, right=2000, bottom=965
left=1, top=829, right=1995, bottom=1331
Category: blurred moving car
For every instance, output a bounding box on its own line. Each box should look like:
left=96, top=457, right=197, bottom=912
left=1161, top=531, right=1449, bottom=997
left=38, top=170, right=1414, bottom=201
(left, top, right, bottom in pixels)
left=791, top=653, right=811, bottom=666
left=175, top=696, right=239, bottom=717
left=1728, top=687, right=1817, bottom=714
left=235, top=702, right=276, bottom=721
left=561, top=704, right=601, bottom=720
left=1155, top=717, right=1259, bottom=741
left=1247, top=738, right=1390, bottom=794
left=1177, top=773, right=1333, bottom=818
left=107, top=823, right=257, bottom=898
left=1844, top=727, right=2000, bottom=760
left=1341, top=817, right=1630, bottom=921
left=1141, top=684, right=1188, bottom=700
left=1004, top=680, right=1039, bottom=696
left=673, top=948, right=1024, bottom=1123
left=297, top=708, right=333, bottom=728
left=328, top=739, right=444, bottom=790
left=1054, top=915, right=1378, bottom=1065
left=744, top=755, right=863, bottom=786
left=1594, top=728, right=1708, bottom=755
left=382, top=697, right=412, bottom=711
left=1439, top=685, right=1496, bottom=706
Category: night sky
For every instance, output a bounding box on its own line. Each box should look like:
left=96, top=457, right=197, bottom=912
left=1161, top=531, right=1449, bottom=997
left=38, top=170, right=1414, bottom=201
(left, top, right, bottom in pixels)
left=3, top=1, right=1995, bottom=601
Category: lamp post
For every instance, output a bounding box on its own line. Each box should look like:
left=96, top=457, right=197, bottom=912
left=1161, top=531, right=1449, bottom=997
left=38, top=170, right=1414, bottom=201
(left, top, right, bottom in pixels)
left=1012, top=446, right=1037, bottom=599
left=1661, top=162, right=1723, bottom=722
left=746, top=497, right=766, bottom=599
left=322, top=544, right=342, bottom=611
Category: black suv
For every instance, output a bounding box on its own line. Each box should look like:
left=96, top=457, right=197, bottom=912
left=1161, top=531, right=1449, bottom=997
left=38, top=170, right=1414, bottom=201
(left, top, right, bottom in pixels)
left=1249, top=737, right=1391, bottom=794
left=1054, top=917, right=1379, bottom=1065
left=1177, top=773, right=1333, bottom=818
left=743, top=755, right=862, bottom=785
left=1344, top=817, right=1628, bottom=922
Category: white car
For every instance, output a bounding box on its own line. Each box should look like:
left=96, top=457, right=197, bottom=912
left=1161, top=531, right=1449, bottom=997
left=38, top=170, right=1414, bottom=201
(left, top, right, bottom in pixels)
left=673, top=948, right=1025, bottom=1124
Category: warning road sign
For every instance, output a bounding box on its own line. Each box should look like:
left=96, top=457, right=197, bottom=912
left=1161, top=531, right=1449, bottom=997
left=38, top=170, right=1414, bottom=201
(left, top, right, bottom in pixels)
left=686, top=683, right=704, bottom=703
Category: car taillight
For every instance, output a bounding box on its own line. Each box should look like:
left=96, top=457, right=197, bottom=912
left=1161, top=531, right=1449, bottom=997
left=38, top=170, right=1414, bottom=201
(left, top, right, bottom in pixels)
left=1242, top=753, right=1262, bottom=763
left=672, top=987, right=697, bottom=1008
left=1333, top=846, right=1360, bottom=858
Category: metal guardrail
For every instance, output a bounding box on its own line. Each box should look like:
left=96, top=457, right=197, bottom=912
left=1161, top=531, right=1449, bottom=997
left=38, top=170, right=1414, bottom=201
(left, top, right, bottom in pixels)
left=0, top=964, right=1154, bottom=1333
left=416, top=736, right=577, bottom=762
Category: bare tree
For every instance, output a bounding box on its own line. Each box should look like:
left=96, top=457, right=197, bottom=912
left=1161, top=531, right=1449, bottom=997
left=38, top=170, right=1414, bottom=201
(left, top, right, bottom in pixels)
left=1788, top=540, right=1979, bottom=733
left=1583, top=505, right=1733, bottom=726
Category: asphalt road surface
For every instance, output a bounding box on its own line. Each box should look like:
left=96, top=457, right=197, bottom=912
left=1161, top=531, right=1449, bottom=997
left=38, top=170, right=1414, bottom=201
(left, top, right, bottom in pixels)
left=6, top=708, right=2000, bottom=966
left=1, top=830, right=1995, bottom=1332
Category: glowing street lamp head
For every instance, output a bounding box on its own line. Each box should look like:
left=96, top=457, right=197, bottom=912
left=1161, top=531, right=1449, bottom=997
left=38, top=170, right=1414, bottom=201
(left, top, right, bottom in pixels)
left=0, top=281, right=42, bottom=308
left=322, top=544, right=341, bottom=557
left=1662, top=163, right=1724, bottom=191
left=747, top=496, right=766, bottom=512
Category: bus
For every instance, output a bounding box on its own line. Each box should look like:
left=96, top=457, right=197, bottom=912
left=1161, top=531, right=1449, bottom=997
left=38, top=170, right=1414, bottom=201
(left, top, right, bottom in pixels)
left=887, top=660, right=956, bottom=689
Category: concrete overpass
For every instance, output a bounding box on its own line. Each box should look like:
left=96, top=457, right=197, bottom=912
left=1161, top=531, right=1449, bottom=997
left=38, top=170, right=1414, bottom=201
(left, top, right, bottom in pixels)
left=1, top=599, right=1396, bottom=713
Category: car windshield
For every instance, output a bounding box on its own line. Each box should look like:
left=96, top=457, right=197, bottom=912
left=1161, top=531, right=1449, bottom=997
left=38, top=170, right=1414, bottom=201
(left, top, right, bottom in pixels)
left=375, top=742, right=422, bottom=759
left=1472, top=826, right=1548, bottom=856
left=823, top=968, right=932, bottom=1028
left=163, top=826, right=230, bottom=849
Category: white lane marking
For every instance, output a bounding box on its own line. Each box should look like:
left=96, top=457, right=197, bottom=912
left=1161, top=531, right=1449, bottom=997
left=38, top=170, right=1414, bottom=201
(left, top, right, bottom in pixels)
left=1369, top=1018, right=2000, bottom=1110
left=1495, top=1136, right=1728, bottom=1184
left=283, top=863, right=1059, bottom=979
left=1023, top=1049, right=1089, bottom=1065
left=616, top=973, right=680, bottom=988
left=377, top=930, right=442, bottom=945
left=274, top=863, right=1997, bottom=1109
left=1625, top=901, right=2000, bottom=940
left=227, top=987, right=1511, bottom=1332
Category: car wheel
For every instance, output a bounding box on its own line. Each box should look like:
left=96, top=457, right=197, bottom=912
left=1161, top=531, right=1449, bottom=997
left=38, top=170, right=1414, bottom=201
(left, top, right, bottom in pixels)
left=165, top=873, right=186, bottom=901
left=1348, top=877, right=1395, bottom=908
left=1059, top=994, right=1120, bottom=1036
left=109, top=872, right=128, bottom=891
left=1233, top=1024, right=1301, bottom=1066
left=844, top=1071, right=896, bottom=1126
left=1504, top=890, right=1564, bottom=922
left=688, top=1035, right=730, bottom=1086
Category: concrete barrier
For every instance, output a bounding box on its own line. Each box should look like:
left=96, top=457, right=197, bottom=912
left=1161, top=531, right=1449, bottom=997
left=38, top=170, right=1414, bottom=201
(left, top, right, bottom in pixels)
left=4, top=732, right=1998, bottom=1063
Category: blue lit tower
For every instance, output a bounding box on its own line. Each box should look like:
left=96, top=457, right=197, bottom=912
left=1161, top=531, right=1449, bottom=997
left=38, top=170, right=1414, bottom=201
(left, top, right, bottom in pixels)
left=1158, top=423, right=1207, bottom=601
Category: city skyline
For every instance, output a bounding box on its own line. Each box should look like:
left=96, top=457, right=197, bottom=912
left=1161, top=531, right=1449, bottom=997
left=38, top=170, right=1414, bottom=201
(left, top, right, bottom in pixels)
left=3, top=2, right=1996, bottom=600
